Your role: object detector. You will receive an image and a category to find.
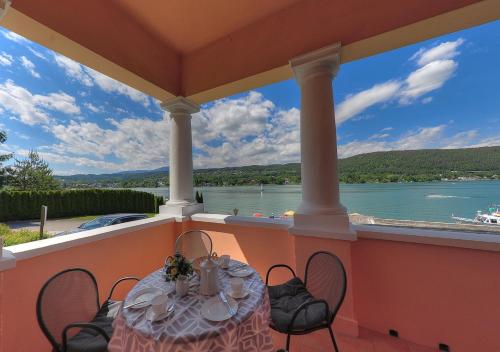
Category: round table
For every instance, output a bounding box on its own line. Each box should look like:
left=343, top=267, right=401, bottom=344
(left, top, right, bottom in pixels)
left=108, top=260, right=274, bottom=352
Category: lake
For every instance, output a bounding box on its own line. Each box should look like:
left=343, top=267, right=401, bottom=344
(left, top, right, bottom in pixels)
left=135, top=180, right=500, bottom=223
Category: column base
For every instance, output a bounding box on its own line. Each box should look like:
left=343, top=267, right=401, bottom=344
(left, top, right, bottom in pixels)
left=159, top=202, right=204, bottom=217
left=290, top=212, right=357, bottom=240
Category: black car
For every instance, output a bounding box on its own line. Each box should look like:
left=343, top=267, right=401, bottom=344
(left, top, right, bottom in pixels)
left=57, top=213, right=148, bottom=236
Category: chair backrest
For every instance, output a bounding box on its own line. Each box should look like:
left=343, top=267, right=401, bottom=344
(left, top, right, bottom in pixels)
left=36, top=268, right=100, bottom=351
left=174, top=230, right=213, bottom=260
left=304, top=251, right=346, bottom=321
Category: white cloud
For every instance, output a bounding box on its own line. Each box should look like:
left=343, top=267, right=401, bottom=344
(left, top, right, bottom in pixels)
left=194, top=91, right=274, bottom=144
left=192, top=95, right=300, bottom=168
left=46, top=116, right=170, bottom=171
left=338, top=126, right=447, bottom=158
left=0, top=80, right=80, bottom=125
left=335, top=81, right=401, bottom=124
left=381, top=127, right=394, bottom=132
left=369, top=133, right=390, bottom=140
left=28, top=47, right=48, bottom=60
left=34, top=92, right=81, bottom=115
left=53, top=53, right=151, bottom=106
left=338, top=140, right=390, bottom=158
left=16, top=148, right=124, bottom=172
left=20, top=56, right=41, bottom=78
left=441, top=130, right=478, bottom=149
left=2, top=31, right=30, bottom=43
left=54, top=54, right=94, bottom=87
left=0, top=52, right=13, bottom=66
left=412, top=38, right=464, bottom=66
left=38, top=91, right=302, bottom=172
left=394, top=125, right=446, bottom=150
left=15, top=132, right=30, bottom=140
left=337, top=125, right=500, bottom=159
left=0, top=80, right=50, bottom=125
left=84, top=102, right=101, bottom=113
left=335, top=39, right=463, bottom=122
left=86, top=68, right=151, bottom=107
left=399, top=60, right=457, bottom=104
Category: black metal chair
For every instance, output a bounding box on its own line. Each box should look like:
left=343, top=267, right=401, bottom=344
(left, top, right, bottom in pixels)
left=266, top=251, right=347, bottom=352
left=36, top=268, right=139, bottom=352
left=174, top=230, right=213, bottom=259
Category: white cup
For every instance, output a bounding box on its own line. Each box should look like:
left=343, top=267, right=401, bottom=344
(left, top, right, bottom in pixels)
left=230, top=277, right=244, bottom=296
left=151, top=294, right=168, bottom=316
left=176, top=276, right=189, bottom=297
left=220, top=255, right=230, bottom=268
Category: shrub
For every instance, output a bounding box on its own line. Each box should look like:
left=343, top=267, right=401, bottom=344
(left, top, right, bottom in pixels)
left=0, top=189, right=163, bottom=222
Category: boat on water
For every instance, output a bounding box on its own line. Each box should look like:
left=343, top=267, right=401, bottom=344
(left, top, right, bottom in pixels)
left=452, top=205, right=500, bottom=225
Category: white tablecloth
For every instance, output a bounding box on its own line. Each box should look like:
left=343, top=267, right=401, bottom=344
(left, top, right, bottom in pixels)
left=109, top=260, right=274, bottom=352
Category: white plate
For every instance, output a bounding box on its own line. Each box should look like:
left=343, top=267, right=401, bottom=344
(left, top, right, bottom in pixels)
left=125, top=287, right=162, bottom=309
left=228, top=267, right=253, bottom=278
left=201, top=295, right=238, bottom=322
left=227, top=288, right=249, bottom=299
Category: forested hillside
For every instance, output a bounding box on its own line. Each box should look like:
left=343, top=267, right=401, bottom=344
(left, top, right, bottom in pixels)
left=56, top=146, right=500, bottom=187
left=339, top=146, right=500, bottom=183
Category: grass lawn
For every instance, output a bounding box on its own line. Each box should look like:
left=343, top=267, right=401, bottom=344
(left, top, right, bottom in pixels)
left=0, top=223, right=48, bottom=246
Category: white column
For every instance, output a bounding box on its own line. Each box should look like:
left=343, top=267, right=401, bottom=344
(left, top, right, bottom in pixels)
left=159, top=97, right=204, bottom=217
left=289, top=43, right=356, bottom=240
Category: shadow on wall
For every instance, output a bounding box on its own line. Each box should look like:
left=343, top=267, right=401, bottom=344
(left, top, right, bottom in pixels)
left=186, top=221, right=296, bottom=286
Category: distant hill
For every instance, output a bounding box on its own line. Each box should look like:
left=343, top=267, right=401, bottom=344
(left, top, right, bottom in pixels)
left=56, top=146, right=500, bottom=187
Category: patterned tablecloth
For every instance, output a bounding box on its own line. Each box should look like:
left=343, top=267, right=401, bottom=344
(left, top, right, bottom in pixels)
left=108, top=260, right=274, bottom=352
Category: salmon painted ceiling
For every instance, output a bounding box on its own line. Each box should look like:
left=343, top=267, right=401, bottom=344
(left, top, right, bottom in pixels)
left=9, top=0, right=485, bottom=100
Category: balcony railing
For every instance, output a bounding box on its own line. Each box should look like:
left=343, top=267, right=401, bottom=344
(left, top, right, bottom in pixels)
left=1, top=213, right=500, bottom=351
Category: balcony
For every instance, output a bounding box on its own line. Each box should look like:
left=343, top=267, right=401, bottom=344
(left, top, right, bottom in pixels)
left=2, top=214, right=500, bottom=351
left=1, top=1, right=499, bottom=351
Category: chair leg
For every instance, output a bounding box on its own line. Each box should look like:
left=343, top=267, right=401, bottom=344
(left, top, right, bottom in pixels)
left=328, top=326, right=339, bottom=352
left=286, top=334, right=291, bottom=351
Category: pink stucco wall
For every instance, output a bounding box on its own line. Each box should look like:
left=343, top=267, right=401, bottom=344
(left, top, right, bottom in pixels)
left=2, top=219, right=500, bottom=352
left=0, top=221, right=176, bottom=352
left=352, top=237, right=500, bottom=352
left=189, top=221, right=500, bottom=352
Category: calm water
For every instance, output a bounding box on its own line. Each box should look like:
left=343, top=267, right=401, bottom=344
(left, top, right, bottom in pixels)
left=136, top=180, right=500, bottom=223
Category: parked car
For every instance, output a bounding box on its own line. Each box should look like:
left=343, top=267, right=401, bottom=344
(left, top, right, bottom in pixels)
left=57, top=213, right=148, bottom=236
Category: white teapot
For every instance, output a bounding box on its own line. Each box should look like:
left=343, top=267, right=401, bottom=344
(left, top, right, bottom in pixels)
left=199, top=253, right=219, bottom=296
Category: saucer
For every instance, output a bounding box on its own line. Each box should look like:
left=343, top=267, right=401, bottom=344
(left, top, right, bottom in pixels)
left=227, top=288, right=249, bottom=299
left=146, top=304, right=174, bottom=322
left=201, top=295, right=238, bottom=322
left=228, top=267, right=253, bottom=278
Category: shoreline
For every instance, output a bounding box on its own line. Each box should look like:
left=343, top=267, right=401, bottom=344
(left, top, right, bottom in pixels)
left=349, top=213, right=500, bottom=234
left=112, top=178, right=500, bottom=189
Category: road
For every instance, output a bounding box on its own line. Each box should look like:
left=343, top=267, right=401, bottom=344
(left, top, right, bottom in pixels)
left=6, top=218, right=85, bottom=234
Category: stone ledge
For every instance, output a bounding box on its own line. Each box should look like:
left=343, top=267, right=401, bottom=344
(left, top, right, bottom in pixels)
left=0, top=249, right=16, bottom=271
left=356, top=224, right=500, bottom=252
left=190, top=213, right=292, bottom=230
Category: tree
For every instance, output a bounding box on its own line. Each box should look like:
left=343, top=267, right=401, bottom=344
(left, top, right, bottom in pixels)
left=0, top=130, right=12, bottom=188
left=8, top=150, right=60, bottom=191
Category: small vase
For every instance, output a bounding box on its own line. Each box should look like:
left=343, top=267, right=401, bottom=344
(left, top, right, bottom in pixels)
left=176, top=275, right=189, bottom=297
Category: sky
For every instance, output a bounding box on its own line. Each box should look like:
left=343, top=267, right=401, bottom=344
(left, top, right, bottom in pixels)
left=0, top=20, right=499, bottom=176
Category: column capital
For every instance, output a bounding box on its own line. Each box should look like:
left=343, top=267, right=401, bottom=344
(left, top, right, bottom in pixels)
left=161, top=96, right=200, bottom=115
left=289, top=42, right=341, bottom=83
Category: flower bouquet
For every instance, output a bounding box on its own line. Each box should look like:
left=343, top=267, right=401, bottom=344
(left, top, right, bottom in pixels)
left=164, top=253, right=193, bottom=282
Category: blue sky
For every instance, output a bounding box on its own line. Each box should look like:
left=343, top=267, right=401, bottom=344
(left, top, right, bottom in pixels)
left=0, top=20, right=499, bottom=175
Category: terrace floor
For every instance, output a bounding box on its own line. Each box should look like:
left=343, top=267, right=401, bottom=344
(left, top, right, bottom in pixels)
left=272, top=328, right=437, bottom=352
